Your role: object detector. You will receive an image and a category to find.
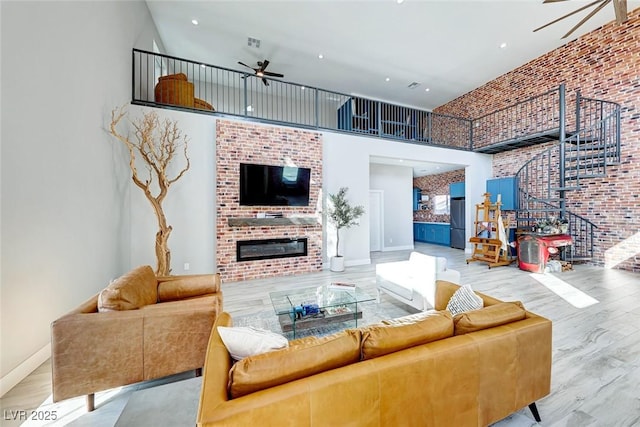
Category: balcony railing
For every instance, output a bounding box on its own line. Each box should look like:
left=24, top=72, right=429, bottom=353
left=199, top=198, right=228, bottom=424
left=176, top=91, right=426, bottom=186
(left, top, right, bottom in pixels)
left=132, top=49, right=472, bottom=150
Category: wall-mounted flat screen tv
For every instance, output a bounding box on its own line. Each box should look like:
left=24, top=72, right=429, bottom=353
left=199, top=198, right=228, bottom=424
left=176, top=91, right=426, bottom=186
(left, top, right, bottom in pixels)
left=239, top=163, right=311, bottom=206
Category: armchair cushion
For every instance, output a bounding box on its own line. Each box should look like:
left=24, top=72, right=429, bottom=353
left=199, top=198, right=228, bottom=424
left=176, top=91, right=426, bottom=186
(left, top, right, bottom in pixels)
left=97, top=266, right=157, bottom=312
left=157, top=274, right=221, bottom=302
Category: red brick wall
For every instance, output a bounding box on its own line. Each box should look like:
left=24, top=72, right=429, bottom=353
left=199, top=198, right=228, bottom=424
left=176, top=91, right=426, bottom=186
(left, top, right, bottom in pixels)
left=216, top=120, right=323, bottom=281
left=435, top=10, right=640, bottom=272
left=413, top=169, right=465, bottom=222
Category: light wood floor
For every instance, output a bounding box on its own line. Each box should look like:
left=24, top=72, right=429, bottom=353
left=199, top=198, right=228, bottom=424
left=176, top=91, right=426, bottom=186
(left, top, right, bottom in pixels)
left=2, top=243, right=639, bottom=426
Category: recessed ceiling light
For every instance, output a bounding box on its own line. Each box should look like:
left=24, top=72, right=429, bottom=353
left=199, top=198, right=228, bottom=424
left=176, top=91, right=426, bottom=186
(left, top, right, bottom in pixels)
left=500, top=42, right=507, bottom=49
left=425, top=88, right=430, bottom=92
left=191, top=19, right=199, bottom=25
left=397, top=0, right=405, bottom=4
left=385, top=77, right=390, bottom=82
left=246, top=105, right=254, bottom=112
left=318, top=53, right=324, bottom=59
left=200, top=64, right=206, bottom=68
left=301, top=86, right=305, bottom=90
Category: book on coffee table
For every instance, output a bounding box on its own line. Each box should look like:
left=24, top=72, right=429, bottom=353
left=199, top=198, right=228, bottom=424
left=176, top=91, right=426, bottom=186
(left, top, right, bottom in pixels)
left=329, top=282, right=356, bottom=290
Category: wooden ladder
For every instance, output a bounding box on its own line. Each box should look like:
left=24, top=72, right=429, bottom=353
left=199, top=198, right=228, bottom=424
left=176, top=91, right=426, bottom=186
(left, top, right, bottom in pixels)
left=466, top=192, right=515, bottom=269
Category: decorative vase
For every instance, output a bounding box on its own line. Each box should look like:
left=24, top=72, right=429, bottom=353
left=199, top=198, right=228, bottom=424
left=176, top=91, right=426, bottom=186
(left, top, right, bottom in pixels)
left=330, top=256, right=345, bottom=272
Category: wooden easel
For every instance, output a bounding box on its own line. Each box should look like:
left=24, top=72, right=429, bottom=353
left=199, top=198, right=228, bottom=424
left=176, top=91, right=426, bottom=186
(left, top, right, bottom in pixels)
left=466, top=192, right=515, bottom=269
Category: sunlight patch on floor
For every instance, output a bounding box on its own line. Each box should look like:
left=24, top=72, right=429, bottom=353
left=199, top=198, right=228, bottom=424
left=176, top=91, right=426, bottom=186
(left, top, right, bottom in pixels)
left=20, top=387, right=124, bottom=427
left=604, top=231, right=640, bottom=269
left=530, top=273, right=599, bottom=308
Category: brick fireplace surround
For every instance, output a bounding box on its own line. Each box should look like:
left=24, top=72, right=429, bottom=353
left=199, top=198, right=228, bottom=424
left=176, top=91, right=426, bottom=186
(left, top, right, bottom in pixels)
left=216, top=119, right=323, bottom=282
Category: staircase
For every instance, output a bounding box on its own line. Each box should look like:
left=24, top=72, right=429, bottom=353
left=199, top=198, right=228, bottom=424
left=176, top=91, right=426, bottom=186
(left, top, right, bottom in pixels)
left=513, top=87, right=621, bottom=261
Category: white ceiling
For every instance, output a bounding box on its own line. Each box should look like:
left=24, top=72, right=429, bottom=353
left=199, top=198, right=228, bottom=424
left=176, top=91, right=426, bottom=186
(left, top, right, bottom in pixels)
left=145, top=0, right=637, bottom=176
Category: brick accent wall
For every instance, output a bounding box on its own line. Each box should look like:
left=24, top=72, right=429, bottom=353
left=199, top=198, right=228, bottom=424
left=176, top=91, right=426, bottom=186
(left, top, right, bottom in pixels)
left=216, top=119, right=323, bottom=282
left=435, top=10, right=640, bottom=272
left=413, top=169, right=465, bottom=222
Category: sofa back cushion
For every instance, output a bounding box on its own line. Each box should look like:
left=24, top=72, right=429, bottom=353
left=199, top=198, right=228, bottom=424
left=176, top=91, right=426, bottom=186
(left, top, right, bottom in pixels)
left=157, top=274, right=220, bottom=302
left=453, top=301, right=526, bottom=335
left=228, top=329, right=361, bottom=399
left=97, top=266, right=158, bottom=312
left=362, top=310, right=453, bottom=360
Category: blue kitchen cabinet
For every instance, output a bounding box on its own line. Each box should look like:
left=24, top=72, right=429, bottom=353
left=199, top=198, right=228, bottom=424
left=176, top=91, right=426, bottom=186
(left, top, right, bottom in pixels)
left=449, top=182, right=465, bottom=198
left=486, top=177, right=518, bottom=210
left=414, top=223, right=450, bottom=246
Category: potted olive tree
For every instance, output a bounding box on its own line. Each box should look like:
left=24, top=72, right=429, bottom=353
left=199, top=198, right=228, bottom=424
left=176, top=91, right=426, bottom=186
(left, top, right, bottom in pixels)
left=327, top=187, right=365, bottom=272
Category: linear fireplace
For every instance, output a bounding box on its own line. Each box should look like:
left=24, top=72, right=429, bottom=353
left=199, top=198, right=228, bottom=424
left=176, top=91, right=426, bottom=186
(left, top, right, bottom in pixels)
left=236, top=238, right=308, bottom=262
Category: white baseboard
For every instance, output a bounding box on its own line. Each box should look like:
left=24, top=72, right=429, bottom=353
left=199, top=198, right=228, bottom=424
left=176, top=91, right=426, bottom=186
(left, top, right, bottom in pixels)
left=345, top=258, right=371, bottom=267
left=382, top=245, right=414, bottom=252
left=0, top=343, right=51, bottom=397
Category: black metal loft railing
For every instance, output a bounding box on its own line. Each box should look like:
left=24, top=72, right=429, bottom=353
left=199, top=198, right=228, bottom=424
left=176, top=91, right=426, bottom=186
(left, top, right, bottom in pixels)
left=471, top=88, right=563, bottom=153
left=132, top=49, right=472, bottom=149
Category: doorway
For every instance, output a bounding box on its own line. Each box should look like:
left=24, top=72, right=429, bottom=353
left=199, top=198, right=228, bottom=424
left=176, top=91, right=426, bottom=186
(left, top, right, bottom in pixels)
left=369, top=190, right=384, bottom=251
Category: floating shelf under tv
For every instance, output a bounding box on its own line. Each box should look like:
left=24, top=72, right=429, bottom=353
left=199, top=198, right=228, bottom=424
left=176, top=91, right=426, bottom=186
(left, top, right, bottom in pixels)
left=228, top=217, right=320, bottom=227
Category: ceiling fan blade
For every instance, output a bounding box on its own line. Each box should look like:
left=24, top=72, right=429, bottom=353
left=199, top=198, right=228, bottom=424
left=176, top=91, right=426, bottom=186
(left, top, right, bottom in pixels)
left=238, top=61, right=256, bottom=71
left=533, top=0, right=602, bottom=32
left=260, top=59, right=270, bottom=72
left=543, top=0, right=569, bottom=3
left=562, top=0, right=611, bottom=38
left=262, top=71, right=284, bottom=78
left=613, top=0, right=628, bottom=24
left=262, top=77, right=269, bottom=86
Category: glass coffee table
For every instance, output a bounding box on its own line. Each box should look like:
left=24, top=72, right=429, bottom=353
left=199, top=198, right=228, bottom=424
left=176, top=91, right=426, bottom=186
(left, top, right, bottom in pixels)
left=269, top=283, right=375, bottom=338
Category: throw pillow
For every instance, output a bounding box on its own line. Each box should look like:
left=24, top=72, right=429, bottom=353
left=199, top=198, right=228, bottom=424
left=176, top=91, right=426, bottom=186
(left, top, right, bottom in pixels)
left=446, top=284, right=483, bottom=316
left=217, top=326, right=288, bottom=361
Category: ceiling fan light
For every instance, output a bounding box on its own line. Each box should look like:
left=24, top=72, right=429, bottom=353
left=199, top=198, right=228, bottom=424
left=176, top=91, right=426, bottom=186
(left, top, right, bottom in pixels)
left=256, top=71, right=264, bottom=77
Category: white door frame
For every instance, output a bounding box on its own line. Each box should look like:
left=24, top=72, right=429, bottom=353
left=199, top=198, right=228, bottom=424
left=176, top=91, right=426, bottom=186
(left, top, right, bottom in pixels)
left=369, top=190, right=384, bottom=252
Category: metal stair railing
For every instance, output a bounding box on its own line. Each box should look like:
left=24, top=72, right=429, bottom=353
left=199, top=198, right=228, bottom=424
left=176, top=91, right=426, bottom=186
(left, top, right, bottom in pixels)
left=515, top=93, right=620, bottom=261
left=565, top=93, right=622, bottom=184
left=514, top=143, right=598, bottom=260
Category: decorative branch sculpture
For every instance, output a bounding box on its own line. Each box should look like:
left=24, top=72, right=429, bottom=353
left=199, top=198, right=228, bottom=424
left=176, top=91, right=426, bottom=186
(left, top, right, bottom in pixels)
left=109, top=106, right=190, bottom=276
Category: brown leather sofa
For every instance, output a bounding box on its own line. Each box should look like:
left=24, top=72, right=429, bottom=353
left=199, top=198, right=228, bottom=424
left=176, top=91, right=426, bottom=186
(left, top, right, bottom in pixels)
left=197, top=280, right=551, bottom=426
left=51, top=265, right=223, bottom=411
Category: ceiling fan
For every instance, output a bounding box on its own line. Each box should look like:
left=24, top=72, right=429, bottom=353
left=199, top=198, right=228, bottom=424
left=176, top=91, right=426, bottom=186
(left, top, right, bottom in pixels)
left=238, top=59, right=284, bottom=86
left=534, top=0, right=628, bottom=39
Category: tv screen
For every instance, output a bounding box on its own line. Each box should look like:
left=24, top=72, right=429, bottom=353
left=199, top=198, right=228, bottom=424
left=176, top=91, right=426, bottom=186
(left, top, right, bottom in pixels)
left=239, top=163, right=311, bottom=206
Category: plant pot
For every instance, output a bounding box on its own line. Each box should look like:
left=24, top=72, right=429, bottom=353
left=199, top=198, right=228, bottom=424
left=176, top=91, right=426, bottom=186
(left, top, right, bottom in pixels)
left=330, top=256, right=345, bottom=272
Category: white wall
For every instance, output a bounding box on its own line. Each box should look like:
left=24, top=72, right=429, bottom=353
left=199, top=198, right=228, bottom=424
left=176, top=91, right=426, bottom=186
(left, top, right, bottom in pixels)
left=128, top=106, right=216, bottom=275
left=323, top=132, right=493, bottom=265
left=0, top=0, right=163, bottom=393
left=369, top=163, right=414, bottom=251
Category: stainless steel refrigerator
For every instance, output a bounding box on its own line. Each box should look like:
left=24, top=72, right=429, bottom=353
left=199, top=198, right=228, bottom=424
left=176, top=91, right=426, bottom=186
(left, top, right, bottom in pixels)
left=450, top=198, right=465, bottom=250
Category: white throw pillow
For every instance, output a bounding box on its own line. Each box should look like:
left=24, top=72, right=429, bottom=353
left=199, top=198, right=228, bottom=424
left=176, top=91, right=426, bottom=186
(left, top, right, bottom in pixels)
left=446, top=285, right=483, bottom=316
left=217, top=326, right=288, bottom=360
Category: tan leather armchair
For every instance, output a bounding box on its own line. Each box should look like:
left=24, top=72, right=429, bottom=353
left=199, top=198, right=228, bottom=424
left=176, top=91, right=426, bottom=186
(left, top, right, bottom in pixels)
left=51, top=265, right=223, bottom=411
